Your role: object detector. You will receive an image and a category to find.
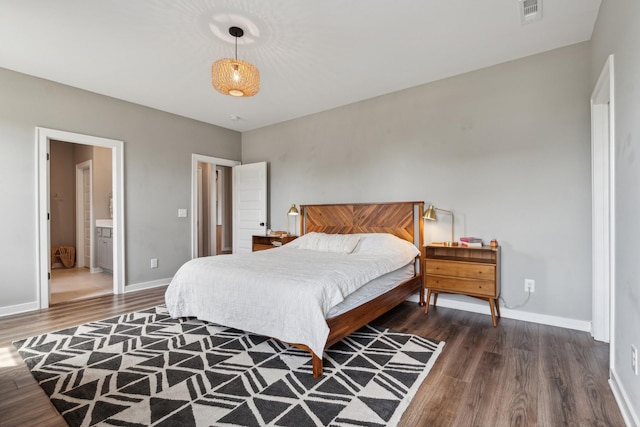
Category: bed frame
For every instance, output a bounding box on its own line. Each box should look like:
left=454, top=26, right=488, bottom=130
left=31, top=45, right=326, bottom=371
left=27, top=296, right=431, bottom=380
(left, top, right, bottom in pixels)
left=291, top=201, right=425, bottom=377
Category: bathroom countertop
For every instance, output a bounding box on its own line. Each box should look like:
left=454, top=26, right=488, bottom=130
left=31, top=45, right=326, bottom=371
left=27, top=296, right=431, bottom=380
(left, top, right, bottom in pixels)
left=96, top=219, right=113, bottom=228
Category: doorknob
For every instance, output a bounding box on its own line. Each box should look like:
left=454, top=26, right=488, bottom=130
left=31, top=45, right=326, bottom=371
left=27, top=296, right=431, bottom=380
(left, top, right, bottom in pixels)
left=259, top=222, right=265, bottom=226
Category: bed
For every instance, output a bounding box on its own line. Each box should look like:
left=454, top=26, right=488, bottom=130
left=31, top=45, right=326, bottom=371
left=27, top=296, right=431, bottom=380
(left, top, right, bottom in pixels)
left=166, top=201, right=425, bottom=377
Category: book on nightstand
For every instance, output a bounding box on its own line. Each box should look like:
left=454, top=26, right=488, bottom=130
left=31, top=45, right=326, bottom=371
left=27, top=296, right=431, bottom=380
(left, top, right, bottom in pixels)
left=461, top=241, right=483, bottom=247
left=460, top=237, right=482, bottom=243
left=460, top=237, right=483, bottom=247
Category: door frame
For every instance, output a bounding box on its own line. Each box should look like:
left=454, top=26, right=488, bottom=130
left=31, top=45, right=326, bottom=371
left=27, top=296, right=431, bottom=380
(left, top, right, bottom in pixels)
left=75, top=160, right=92, bottom=269
left=197, top=166, right=204, bottom=257
left=191, top=154, right=240, bottom=259
left=37, top=127, right=125, bottom=308
left=591, top=54, right=615, bottom=345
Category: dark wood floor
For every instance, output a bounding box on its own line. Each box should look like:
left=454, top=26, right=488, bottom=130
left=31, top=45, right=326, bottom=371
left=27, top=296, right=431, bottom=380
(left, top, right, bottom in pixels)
left=0, top=287, right=625, bottom=427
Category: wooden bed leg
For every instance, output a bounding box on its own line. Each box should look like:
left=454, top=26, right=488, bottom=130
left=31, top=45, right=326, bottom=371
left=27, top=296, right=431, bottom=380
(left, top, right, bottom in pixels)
left=425, top=290, right=439, bottom=314
left=312, top=353, right=323, bottom=378
left=489, top=298, right=498, bottom=327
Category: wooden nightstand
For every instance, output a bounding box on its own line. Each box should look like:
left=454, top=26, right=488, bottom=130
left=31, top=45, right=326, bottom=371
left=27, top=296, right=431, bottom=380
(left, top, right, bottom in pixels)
left=252, top=235, right=297, bottom=252
left=424, top=244, right=501, bottom=326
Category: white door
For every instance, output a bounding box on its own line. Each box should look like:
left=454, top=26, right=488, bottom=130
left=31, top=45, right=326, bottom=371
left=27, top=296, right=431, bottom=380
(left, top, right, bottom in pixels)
left=233, top=162, right=267, bottom=253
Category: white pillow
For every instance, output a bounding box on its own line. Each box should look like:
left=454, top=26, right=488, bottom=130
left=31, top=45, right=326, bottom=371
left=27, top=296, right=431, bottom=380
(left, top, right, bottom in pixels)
left=293, top=232, right=361, bottom=254
left=351, top=233, right=420, bottom=259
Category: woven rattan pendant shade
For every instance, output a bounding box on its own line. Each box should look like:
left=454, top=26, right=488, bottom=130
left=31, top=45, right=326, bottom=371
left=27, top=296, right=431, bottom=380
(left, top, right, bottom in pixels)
left=211, top=26, right=260, bottom=97
left=211, top=58, right=260, bottom=97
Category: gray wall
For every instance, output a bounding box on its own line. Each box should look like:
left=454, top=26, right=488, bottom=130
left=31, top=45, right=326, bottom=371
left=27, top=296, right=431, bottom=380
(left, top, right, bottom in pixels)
left=243, top=42, right=592, bottom=321
left=0, top=67, right=241, bottom=309
left=591, top=1, right=640, bottom=419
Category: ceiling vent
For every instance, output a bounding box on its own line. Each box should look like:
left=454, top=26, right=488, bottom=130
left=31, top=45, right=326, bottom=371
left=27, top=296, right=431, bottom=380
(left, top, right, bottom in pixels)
left=519, top=0, right=542, bottom=24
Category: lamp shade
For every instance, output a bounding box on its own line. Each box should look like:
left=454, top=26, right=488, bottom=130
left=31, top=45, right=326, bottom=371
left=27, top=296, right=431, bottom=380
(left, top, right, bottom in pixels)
left=287, top=204, right=299, bottom=216
left=423, top=204, right=437, bottom=221
left=211, top=58, right=260, bottom=97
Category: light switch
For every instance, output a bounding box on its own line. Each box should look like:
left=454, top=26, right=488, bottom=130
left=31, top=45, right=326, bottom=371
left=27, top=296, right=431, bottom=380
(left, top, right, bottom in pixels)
left=178, top=209, right=188, bottom=218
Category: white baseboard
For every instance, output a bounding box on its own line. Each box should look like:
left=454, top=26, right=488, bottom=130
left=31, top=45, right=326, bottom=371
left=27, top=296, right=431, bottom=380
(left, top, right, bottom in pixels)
left=609, top=368, right=640, bottom=427
left=125, top=278, right=171, bottom=293
left=406, top=293, right=591, bottom=332
left=0, top=279, right=170, bottom=318
left=0, top=301, right=39, bottom=318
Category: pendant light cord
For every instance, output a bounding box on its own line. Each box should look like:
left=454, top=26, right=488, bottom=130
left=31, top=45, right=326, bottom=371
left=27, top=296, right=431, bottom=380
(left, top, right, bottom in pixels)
left=234, top=34, right=238, bottom=60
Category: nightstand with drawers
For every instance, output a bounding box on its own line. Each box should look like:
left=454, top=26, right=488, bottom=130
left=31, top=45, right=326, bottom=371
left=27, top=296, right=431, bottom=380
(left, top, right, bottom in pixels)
left=424, top=244, right=501, bottom=326
left=252, top=234, right=297, bottom=252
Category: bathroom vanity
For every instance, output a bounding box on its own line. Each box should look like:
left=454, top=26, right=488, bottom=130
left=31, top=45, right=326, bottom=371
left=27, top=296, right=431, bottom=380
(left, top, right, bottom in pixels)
left=96, top=219, right=113, bottom=273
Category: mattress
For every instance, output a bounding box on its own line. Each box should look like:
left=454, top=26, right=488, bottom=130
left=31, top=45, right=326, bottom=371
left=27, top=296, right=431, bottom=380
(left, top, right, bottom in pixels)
left=326, top=262, right=415, bottom=318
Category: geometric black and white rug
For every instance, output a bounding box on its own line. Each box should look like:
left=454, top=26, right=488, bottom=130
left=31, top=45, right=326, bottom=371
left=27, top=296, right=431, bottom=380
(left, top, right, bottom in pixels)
left=14, top=306, right=444, bottom=427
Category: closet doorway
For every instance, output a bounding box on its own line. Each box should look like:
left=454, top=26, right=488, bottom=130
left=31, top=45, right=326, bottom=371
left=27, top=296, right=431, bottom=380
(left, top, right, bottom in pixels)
left=191, top=154, right=240, bottom=258
left=37, top=127, right=125, bottom=309
left=196, top=163, right=233, bottom=256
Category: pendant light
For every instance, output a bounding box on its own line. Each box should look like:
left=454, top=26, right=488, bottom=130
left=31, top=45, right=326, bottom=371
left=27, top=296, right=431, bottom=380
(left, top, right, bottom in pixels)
left=211, top=26, right=260, bottom=97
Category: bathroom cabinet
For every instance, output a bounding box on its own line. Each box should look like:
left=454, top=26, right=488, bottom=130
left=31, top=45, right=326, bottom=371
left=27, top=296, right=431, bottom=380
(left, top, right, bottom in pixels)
left=96, top=227, right=113, bottom=272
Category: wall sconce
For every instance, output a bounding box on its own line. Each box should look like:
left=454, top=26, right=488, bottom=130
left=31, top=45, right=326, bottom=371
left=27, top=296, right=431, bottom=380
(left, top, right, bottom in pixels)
left=287, top=204, right=299, bottom=235
left=423, top=204, right=457, bottom=246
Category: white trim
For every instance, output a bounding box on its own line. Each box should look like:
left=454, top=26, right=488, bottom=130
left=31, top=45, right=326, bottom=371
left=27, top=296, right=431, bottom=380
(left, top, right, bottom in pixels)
left=190, top=154, right=240, bottom=259
left=197, top=166, right=204, bottom=256
left=609, top=368, right=640, bottom=427
left=75, top=160, right=92, bottom=269
left=37, top=127, right=125, bottom=309
left=36, top=134, right=50, bottom=307
left=408, top=294, right=592, bottom=332
left=209, top=166, right=216, bottom=255
left=0, top=301, right=40, bottom=318
left=125, top=278, right=171, bottom=293
left=590, top=54, right=615, bottom=344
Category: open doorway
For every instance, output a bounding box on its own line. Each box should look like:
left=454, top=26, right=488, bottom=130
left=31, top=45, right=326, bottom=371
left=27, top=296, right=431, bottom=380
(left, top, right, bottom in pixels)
left=37, top=127, right=125, bottom=309
left=48, top=140, right=113, bottom=304
left=50, top=141, right=113, bottom=303
left=196, top=163, right=233, bottom=257
left=191, top=154, right=240, bottom=258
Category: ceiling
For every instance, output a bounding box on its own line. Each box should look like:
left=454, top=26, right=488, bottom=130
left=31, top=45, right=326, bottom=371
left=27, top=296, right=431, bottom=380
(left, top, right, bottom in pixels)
left=0, top=0, right=601, bottom=132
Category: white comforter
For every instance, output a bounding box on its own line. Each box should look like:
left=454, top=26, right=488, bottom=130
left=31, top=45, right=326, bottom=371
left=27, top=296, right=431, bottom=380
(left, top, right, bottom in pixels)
left=165, top=234, right=419, bottom=358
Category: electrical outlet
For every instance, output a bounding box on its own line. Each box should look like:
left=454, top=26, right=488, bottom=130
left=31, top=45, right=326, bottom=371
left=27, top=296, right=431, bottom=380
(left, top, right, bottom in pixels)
left=151, top=258, right=158, bottom=269
left=524, top=279, right=535, bottom=293
left=632, top=344, right=638, bottom=375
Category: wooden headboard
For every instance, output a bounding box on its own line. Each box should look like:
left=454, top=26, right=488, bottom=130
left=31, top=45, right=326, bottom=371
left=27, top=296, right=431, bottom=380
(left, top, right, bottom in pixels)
left=300, top=201, right=424, bottom=251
